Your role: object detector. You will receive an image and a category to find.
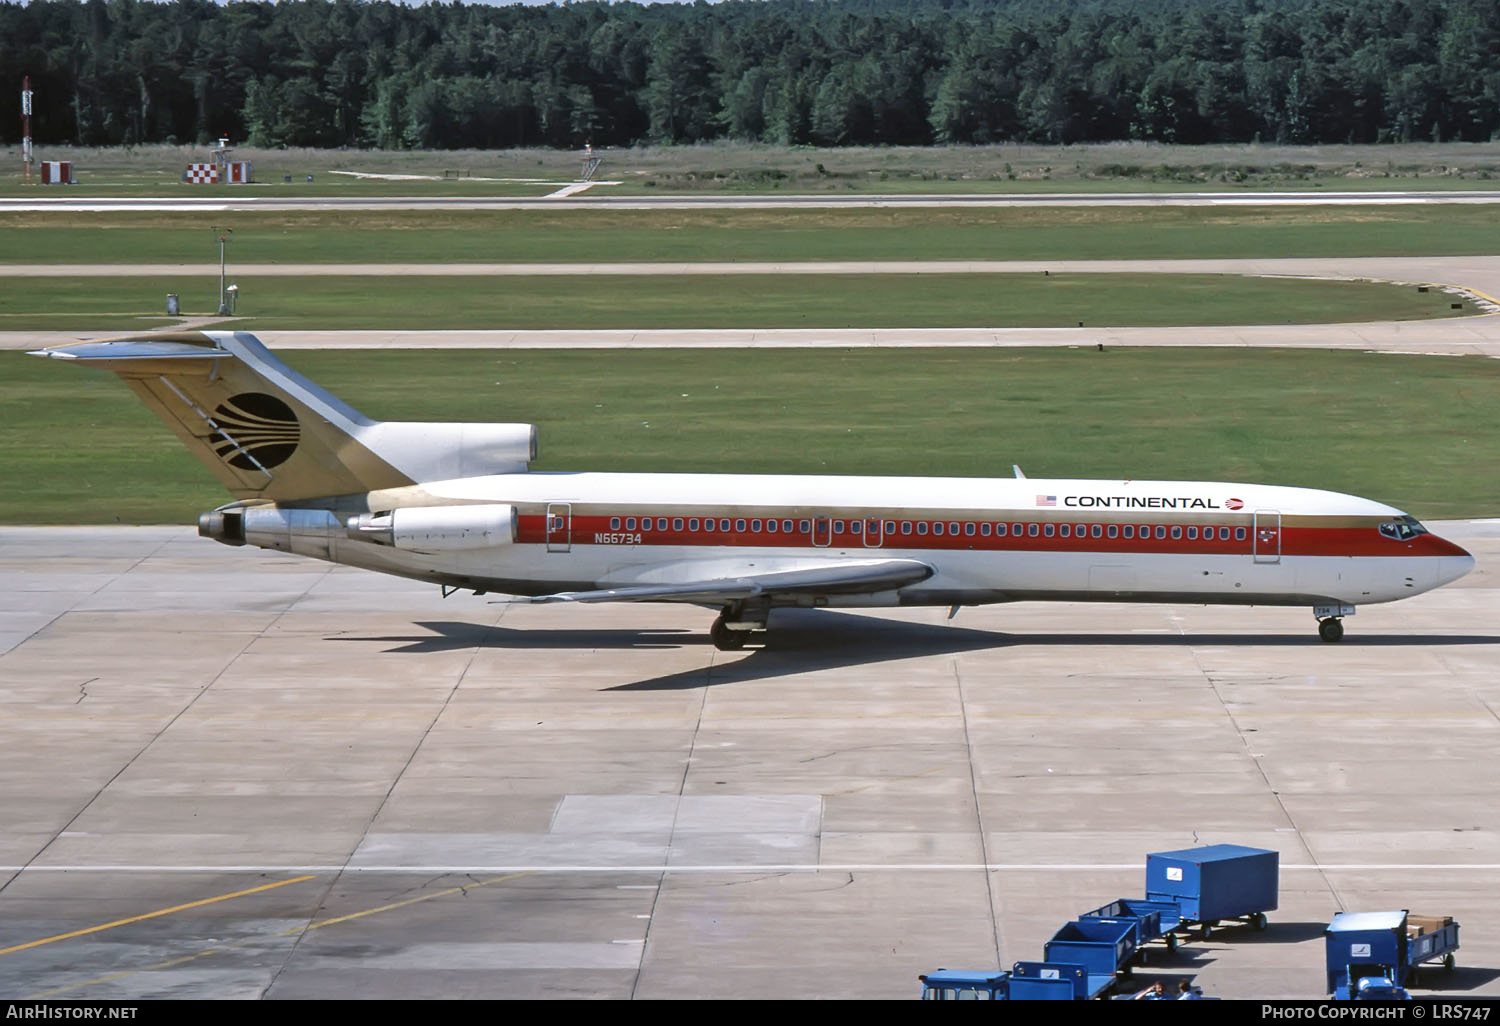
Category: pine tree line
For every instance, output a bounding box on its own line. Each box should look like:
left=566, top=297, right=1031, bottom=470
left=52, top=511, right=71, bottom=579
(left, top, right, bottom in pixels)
left=4, top=0, right=1498, bottom=150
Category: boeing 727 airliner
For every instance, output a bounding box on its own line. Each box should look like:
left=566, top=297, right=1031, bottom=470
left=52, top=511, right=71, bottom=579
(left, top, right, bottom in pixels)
left=33, top=331, right=1474, bottom=649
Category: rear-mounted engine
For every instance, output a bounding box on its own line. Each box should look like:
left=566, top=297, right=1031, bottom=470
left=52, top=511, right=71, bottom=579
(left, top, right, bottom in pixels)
left=345, top=504, right=517, bottom=551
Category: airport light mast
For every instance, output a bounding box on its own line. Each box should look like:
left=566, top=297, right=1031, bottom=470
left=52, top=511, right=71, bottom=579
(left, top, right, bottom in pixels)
left=214, top=227, right=233, bottom=315
left=21, top=75, right=33, bottom=185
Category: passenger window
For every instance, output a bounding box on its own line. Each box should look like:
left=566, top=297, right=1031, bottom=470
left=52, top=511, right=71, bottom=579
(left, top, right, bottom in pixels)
left=1043, top=523, right=1055, bottom=537
left=885, top=521, right=896, bottom=533
left=917, top=522, right=928, bottom=535
left=625, top=517, right=636, bottom=531
left=610, top=517, right=620, bottom=531
left=980, top=523, right=991, bottom=536
left=949, top=522, right=960, bottom=535
left=673, top=518, right=683, bottom=531
left=1123, top=525, right=1134, bottom=539
left=645, top=518, right=655, bottom=531
left=1220, top=527, right=1231, bottom=541
left=1092, top=524, right=1103, bottom=538
left=1027, top=523, right=1039, bottom=537
left=965, top=522, right=976, bottom=536
left=1107, top=525, right=1118, bottom=538
left=1156, top=526, right=1167, bottom=539
left=688, top=518, right=700, bottom=531
left=735, top=519, right=746, bottom=532
left=1235, top=527, right=1247, bottom=541
left=996, top=523, right=1008, bottom=537
left=1171, top=526, right=1182, bottom=539
left=799, top=520, right=810, bottom=533
left=1059, top=524, right=1071, bottom=538
left=933, top=522, right=945, bottom=536
left=783, top=520, right=794, bottom=533
left=766, top=519, right=778, bottom=533
left=851, top=521, right=862, bottom=534
left=720, top=518, right=731, bottom=531
left=901, top=521, right=912, bottom=535
left=1187, top=527, right=1197, bottom=540
left=1012, top=523, right=1023, bottom=535
left=833, top=520, right=845, bottom=533
left=751, top=519, right=762, bottom=532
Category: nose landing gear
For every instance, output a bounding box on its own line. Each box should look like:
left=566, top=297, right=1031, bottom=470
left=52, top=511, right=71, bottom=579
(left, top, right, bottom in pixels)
left=1313, top=604, right=1354, bottom=642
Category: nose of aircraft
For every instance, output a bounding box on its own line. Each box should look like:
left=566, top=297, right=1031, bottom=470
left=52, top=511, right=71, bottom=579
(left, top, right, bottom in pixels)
left=1431, top=536, right=1476, bottom=587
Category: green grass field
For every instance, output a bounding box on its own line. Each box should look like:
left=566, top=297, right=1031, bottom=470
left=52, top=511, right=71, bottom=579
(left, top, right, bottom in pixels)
left=0, top=273, right=1465, bottom=332
left=5, top=347, right=1496, bottom=524
left=7, top=205, right=1500, bottom=264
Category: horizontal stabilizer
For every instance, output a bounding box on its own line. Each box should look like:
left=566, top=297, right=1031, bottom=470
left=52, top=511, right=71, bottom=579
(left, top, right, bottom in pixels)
left=29, top=339, right=234, bottom=362
left=529, top=558, right=933, bottom=605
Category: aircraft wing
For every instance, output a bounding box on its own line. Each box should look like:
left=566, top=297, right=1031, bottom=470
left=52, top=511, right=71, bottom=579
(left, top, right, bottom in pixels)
left=527, top=558, right=934, bottom=605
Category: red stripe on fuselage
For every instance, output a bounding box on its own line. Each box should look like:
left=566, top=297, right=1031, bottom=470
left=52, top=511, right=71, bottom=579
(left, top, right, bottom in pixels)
left=518, top=512, right=1453, bottom=558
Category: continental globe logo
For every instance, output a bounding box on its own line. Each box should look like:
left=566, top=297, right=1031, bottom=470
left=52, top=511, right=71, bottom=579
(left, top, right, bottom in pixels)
left=210, top=393, right=300, bottom=469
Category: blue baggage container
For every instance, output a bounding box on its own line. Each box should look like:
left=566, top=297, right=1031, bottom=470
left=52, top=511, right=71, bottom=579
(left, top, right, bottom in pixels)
left=1080, top=898, right=1172, bottom=951
left=1010, top=960, right=1102, bottom=1000
left=1145, top=844, right=1278, bottom=935
left=1044, top=917, right=1137, bottom=977
left=1326, top=911, right=1410, bottom=995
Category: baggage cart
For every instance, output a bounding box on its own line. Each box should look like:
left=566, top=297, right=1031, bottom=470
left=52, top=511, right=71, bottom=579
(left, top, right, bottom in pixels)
left=1080, top=898, right=1175, bottom=953
left=1043, top=917, right=1136, bottom=996
left=1146, top=844, right=1278, bottom=937
left=1010, top=960, right=1108, bottom=1000
left=1406, top=914, right=1460, bottom=982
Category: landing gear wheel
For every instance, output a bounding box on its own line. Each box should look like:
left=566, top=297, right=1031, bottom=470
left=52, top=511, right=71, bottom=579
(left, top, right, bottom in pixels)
left=710, top=615, right=748, bottom=651
left=1201, top=922, right=1214, bottom=940
left=1253, top=912, right=1268, bottom=931
left=1445, top=953, right=1457, bottom=972
left=1164, top=933, right=1179, bottom=953
left=1318, top=618, right=1345, bottom=643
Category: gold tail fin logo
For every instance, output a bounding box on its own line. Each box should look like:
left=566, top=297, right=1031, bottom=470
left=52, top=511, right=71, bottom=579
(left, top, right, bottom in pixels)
left=31, top=330, right=537, bottom=504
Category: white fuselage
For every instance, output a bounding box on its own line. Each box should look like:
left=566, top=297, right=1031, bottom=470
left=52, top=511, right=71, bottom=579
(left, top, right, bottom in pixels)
left=258, top=473, right=1475, bottom=610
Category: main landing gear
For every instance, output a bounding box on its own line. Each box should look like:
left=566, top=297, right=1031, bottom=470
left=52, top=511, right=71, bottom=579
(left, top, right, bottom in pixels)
left=710, top=601, right=767, bottom=651
left=1314, top=604, right=1354, bottom=643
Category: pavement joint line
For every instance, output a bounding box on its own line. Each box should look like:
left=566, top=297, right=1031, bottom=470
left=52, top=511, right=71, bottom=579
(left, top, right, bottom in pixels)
left=263, top=590, right=498, bottom=995
left=0, top=875, right=316, bottom=956
left=953, top=656, right=1003, bottom=967
left=0, top=531, right=265, bottom=896
left=631, top=653, right=714, bottom=998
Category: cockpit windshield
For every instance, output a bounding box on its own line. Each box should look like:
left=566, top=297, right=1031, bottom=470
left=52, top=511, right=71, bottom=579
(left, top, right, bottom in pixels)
left=1378, top=515, right=1429, bottom=541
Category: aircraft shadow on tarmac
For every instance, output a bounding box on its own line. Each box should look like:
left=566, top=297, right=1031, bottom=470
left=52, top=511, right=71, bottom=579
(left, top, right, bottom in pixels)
left=334, top=609, right=1499, bottom=692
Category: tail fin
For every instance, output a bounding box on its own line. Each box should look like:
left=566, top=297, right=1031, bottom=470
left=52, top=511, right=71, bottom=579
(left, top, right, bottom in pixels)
left=30, top=331, right=537, bottom=502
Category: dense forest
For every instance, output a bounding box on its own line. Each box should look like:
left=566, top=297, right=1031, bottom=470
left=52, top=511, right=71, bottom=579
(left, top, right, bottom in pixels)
left=3, top=0, right=1499, bottom=150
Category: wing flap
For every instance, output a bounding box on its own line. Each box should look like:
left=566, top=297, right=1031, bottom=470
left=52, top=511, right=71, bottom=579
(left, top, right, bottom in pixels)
left=529, top=558, right=933, bottom=605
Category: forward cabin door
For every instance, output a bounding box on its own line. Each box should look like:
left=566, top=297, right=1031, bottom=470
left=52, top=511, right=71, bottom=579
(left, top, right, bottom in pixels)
left=1253, top=509, right=1281, bottom=564
left=546, top=502, right=572, bottom=553
left=863, top=516, right=884, bottom=548
left=812, top=515, right=832, bottom=547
